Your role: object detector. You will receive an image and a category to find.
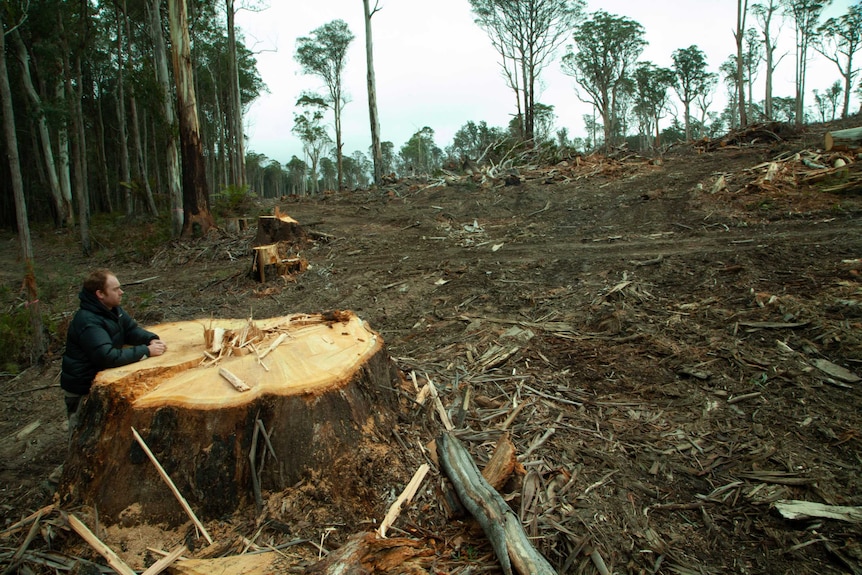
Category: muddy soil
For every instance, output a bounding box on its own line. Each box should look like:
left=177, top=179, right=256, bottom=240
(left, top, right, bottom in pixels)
left=1, top=128, right=861, bottom=574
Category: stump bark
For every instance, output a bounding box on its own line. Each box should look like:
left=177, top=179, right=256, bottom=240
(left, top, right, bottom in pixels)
left=60, top=311, right=402, bottom=525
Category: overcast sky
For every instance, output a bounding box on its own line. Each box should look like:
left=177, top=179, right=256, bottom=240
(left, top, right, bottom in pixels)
left=236, top=0, right=855, bottom=165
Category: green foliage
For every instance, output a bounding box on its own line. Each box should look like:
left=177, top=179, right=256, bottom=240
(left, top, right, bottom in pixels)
left=562, top=10, right=646, bottom=147
left=0, top=303, right=31, bottom=374
left=213, top=184, right=255, bottom=218
left=398, top=127, right=443, bottom=176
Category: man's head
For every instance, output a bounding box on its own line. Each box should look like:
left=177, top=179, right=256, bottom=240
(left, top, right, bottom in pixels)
left=83, top=269, right=123, bottom=309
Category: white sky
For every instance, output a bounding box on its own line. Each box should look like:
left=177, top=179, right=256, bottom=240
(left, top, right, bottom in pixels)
left=236, top=0, right=855, bottom=165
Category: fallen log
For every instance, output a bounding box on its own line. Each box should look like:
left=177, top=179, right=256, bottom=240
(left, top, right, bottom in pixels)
left=824, top=126, right=862, bottom=152
left=437, top=431, right=556, bottom=575
left=59, top=311, right=404, bottom=525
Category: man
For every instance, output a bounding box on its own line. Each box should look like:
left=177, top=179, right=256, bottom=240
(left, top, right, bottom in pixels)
left=61, top=269, right=167, bottom=422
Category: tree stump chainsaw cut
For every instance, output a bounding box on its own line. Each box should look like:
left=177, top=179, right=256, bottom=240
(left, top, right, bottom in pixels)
left=250, top=208, right=310, bottom=282
left=59, top=311, right=403, bottom=525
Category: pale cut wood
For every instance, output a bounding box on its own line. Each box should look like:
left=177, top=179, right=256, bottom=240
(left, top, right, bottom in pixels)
left=775, top=500, right=862, bottom=522
left=140, top=545, right=187, bottom=575
left=218, top=367, right=251, bottom=392
left=131, top=427, right=214, bottom=544
left=259, top=332, right=288, bottom=359
left=378, top=463, right=430, bottom=538
left=824, top=126, right=862, bottom=152
left=170, top=552, right=283, bottom=575
left=66, top=514, right=137, bottom=575
left=437, top=432, right=556, bottom=575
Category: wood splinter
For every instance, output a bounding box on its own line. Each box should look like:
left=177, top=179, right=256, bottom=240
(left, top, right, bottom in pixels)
left=219, top=367, right=251, bottom=392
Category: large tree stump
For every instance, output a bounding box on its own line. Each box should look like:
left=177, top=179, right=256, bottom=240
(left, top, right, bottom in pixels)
left=60, top=311, right=403, bottom=525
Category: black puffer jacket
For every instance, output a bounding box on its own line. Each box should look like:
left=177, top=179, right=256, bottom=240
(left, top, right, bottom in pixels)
left=60, top=288, right=159, bottom=395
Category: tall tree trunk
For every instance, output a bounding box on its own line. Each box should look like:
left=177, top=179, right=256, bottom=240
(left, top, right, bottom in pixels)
left=56, top=79, right=75, bottom=225
left=226, top=0, right=245, bottom=188
left=95, top=80, right=113, bottom=213
left=1, top=16, right=46, bottom=360
left=363, top=0, right=382, bottom=185
left=735, top=0, right=748, bottom=128
left=11, top=31, right=67, bottom=227
left=167, top=0, right=215, bottom=237
left=148, top=0, right=183, bottom=237
left=335, top=92, right=343, bottom=192
left=59, top=10, right=91, bottom=254
left=115, top=6, right=133, bottom=215
left=122, top=1, right=158, bottom=216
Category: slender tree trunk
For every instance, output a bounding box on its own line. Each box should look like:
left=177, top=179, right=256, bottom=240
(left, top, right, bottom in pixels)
left=149, top=0, right=183, bottom=237
left=226, top=0, right=246, bottom=188
left=59, top=10, right=91, bottom=255
left=168, top=0, right=215, bottom=237
left=120, top=1, right=158, bottom=216
left=56, top=79, right=75, bottom=225
left=11, top=31, right=67, bottom=227
left=735, top=0, right=748, bottom=128
left=95, top=79, right=114, bottom=213
left=363, top=0, right=382, bottom=185
left=115, top=7, right=133, bottom=215
left=0, top=15, right=45, bottom=360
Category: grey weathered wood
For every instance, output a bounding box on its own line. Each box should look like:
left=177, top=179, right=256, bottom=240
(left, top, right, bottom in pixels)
left=824, top=126, right=862, bottom=152
left=437, top=432, right=557, bottom=575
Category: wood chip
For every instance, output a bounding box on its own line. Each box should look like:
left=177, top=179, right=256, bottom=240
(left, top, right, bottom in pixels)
left=219, top=367, right=251, bottom=392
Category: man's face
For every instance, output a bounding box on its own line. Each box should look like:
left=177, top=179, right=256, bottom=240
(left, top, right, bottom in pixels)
left=97, top=274, right=124, bottom=309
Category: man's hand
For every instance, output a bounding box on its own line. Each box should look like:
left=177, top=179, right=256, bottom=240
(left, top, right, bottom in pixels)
left=148, top=339, right=167, bottom=357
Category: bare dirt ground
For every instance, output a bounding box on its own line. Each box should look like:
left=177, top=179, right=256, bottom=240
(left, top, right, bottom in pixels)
left=1, top=122, right=861, bottom=574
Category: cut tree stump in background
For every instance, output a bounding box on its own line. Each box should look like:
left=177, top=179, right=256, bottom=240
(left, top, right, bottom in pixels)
left=59, top=311, right=403, bottom=525
left=250, top=210, right=310, bottom=282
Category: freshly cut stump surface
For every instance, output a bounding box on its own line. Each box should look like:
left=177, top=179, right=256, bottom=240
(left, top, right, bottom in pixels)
left=60, top=311, right=402, bottom=524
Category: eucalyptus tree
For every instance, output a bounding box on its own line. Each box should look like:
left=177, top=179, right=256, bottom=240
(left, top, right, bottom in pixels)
left=816, top=2, right=862, bottom=119
left=633, top=62, right=675, bottom=150
left=363, top=0, right=383, bottom=185
left=447, top=120, right=508, bottom=162
left=148, top=0, right=183, bottom=236
left=168, top=0, right=215, bottom=236
left=286, top=156, right=309, bottom=196
left=752, top=0, right=785, bottom=119
left=295, top=19, right=354, bottom=191
left=10, top=30, right=69, bottom=226
left=225, top=0, right=246, bottom=188
left=720, top=55, right=741, bottom=128
left=671, top=45, right=714, bottom=140
left=399, top=127, right=442, bottom=176
left=734, top=0, right=750, bottom=127
left=743, top=27, right=763, bottom=121
left=562, top=11, right=645, bottom=147
left=293, top=97, right=332, bottom=196
left=782, top=0, right=832, bottom=126
left=380, top=140, right=395, bottom=175
left=0, top=3, right=46, bottom=359
left=470, top=0, right=584, bottom=143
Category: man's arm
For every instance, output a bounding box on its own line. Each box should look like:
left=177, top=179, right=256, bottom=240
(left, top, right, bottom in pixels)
left=79, top=324, right=148, bottom=369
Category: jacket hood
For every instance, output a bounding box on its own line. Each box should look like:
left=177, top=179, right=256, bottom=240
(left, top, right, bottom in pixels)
left=78, top=288, right=116, bottom=317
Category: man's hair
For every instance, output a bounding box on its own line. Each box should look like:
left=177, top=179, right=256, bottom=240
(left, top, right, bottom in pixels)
left=83, top=269, right=115, bottom=294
